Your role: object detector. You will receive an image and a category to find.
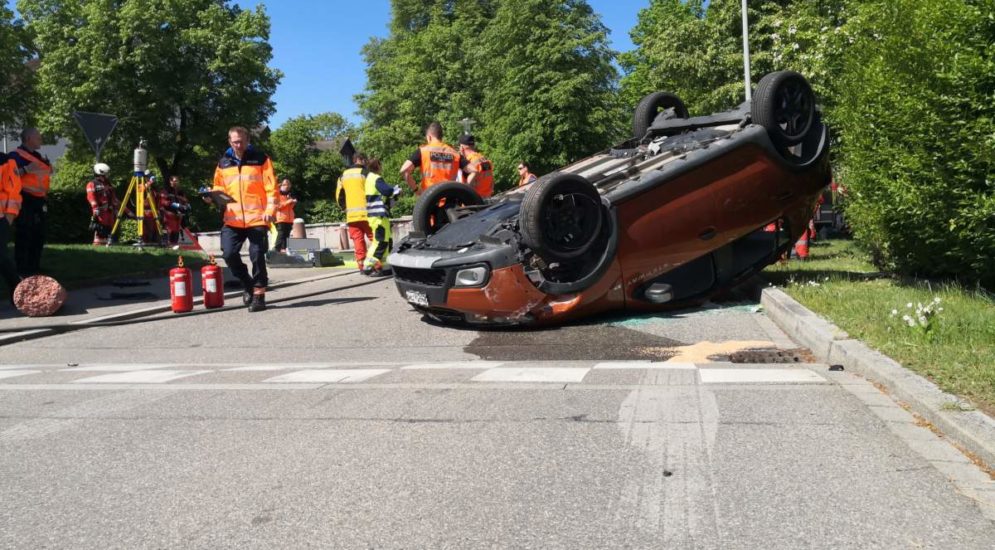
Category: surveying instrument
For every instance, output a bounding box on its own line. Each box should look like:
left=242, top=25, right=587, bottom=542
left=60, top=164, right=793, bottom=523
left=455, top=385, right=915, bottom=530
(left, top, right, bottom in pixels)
left=111, top=139, right=163, bottom=245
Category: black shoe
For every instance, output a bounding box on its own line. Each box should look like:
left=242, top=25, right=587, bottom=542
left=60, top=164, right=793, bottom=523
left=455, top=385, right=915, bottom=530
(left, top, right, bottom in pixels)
left=368, top=269, right=390, bottom=278
left=242, top=290, right=252, bottom=305
left=248, top=294, right=266, bottom=312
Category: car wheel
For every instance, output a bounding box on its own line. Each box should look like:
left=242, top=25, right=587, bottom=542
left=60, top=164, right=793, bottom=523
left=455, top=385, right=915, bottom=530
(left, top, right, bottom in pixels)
left=520, top=173, right=604, bottom=262
left=752, top=71, right=815, bottom=147
left=633, top=91, right=690, bottom=138
left=412, top=182, right=484, bottom=235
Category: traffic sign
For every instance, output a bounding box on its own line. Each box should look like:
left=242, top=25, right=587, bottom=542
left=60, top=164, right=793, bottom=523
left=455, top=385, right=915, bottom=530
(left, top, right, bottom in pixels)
left=73, top=111, right=118, bottom=161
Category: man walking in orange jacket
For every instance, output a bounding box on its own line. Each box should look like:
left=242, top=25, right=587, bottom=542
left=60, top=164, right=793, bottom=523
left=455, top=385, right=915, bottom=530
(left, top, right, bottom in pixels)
left=211, top=126, right=278, bottom=312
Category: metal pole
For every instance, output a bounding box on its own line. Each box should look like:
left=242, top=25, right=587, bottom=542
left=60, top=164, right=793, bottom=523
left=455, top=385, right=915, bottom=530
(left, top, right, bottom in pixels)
left=2, top=123, right=7, bottom=153
left=742, top=0, right=752, bottom=101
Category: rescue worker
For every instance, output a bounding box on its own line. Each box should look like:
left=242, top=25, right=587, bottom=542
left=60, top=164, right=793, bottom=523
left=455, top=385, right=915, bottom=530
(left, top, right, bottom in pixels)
left=85, top=163, right=120, bottom=246
left=158, top=175, right=190, bottom=246
left=0, top=152, right=22, bottom=302
left=458, top=134, right=493, bottom=198
left=363, top=158, right=401, bottom=276
left=211, top=126, right=279, bottom=312
left=400, top=121, right=461, bottom=195
left=273, top=178, right=297, bottom=253
left=8, top=128, right=51, bottom=276
left=336, top=152, right=373, bottom=272
left=517, top=162, right=538, bottom=187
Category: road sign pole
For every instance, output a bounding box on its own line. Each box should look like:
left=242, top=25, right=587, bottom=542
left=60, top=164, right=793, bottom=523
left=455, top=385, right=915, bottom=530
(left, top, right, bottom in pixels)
left=742, top=0, right=752, bottom=102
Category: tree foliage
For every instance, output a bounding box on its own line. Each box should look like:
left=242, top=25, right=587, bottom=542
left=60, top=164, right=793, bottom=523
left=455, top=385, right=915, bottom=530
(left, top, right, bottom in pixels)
left=0, top=4, right=35, bottom=127
left=268, top=112, right=351, bottom=201
left=356, top=0, right=619, bottom=190
left=17, top=0, right=281, bottom=188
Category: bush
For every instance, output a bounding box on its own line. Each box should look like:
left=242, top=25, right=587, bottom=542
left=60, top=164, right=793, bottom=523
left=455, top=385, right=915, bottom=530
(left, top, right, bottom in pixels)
left=833, top=0, right=995, bottom=289
left=301, top=199, right=344, bottom=224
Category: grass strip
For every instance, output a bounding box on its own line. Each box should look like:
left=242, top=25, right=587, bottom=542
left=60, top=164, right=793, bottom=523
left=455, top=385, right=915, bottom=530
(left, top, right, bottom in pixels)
left=764, top=239, right=995, bottom=416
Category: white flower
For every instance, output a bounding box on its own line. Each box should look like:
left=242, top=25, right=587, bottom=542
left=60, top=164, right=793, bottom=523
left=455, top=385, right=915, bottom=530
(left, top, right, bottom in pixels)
left=891, top=309, right=898, bottom=316
left=789, top=25, right=797, bottom=35
left=907, top=303, right=913, bottom=308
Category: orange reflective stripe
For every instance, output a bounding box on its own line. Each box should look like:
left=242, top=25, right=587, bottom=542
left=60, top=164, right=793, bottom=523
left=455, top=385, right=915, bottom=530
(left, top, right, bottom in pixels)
left=13, top=149, right=51, bottom=197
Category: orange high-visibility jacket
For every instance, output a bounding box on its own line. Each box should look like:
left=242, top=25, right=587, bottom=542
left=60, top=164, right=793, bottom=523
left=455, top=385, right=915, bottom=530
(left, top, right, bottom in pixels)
left=419, top=140, right=460, bottom=192
left=9, top=147, right=51, bottom=198
left=275, top=192, right=296, bottom=224
left=212, top=146, right=278, bottom=228
left=463, top=150, right=494, bottom=199
left=0, top=156, right=22, bottom=217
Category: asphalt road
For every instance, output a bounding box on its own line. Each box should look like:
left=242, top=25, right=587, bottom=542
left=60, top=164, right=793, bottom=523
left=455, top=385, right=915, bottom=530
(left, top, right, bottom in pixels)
left=1, top=271, right=992, bottom=548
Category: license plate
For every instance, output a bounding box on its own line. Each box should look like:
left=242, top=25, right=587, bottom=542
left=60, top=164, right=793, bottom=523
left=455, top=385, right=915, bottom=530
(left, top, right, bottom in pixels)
left=405, top=290, right=429, bottom=307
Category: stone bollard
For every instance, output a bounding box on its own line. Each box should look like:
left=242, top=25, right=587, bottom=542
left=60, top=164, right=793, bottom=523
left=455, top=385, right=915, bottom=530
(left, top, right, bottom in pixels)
left=291, top=218, right=306, bottom=239
left=13, top=275, right=68, bottom=317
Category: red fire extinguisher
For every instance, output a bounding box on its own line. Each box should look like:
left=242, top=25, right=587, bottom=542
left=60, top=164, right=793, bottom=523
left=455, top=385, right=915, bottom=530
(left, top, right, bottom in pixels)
left=201, top=256, right=224, bottom=309
left=170, top=256, right=193, bottom=313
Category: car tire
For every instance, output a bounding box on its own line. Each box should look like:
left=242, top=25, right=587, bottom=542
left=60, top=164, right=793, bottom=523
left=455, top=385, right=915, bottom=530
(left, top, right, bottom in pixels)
left=752, top=71, right=815, bottom=147
left=633, top=91, right=690, bottom=138
left=520, top=173, right=604, bottom=262
left=412, top=182, right=484, bottom=235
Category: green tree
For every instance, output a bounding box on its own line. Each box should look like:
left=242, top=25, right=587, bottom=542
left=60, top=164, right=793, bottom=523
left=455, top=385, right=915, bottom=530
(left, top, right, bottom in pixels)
left=269, top=113, right=351, bottom=200
left=17, top=0, right=281, bottom=188
left=478, top=0, right=621, bottom=186
left=356, top=0, right=495, bottom=178
left=0, top=4, right=35, bottom=127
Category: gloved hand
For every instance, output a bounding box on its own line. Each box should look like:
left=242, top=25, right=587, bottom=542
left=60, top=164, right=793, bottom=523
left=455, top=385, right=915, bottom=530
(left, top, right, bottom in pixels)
left=88, top=216, right=99, bottom=232
left=391, top=186, right=402, bottom=197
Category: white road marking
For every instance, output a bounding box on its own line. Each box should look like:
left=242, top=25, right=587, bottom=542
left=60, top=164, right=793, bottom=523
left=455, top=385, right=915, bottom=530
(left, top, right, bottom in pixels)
left=401, top=361, right=504, bottom=370
left=0, top=370, right=40, bottom=380
left=63, top=364, right=178, bottom=372
left=698, top=368, right=826, bottom=384
left=593, top=361, right=697, bottom=370
left=73, top=370, right=210, bottom=384
left=263, top=369, right=392, bottom=384
left=223, top=364, right=343, bottom=372
left=471, top=367, right=590, bottom=383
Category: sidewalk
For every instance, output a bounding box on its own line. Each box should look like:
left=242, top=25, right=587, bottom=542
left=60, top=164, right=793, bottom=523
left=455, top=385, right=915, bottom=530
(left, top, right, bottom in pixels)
left=0, top=262, right=352, bottom=335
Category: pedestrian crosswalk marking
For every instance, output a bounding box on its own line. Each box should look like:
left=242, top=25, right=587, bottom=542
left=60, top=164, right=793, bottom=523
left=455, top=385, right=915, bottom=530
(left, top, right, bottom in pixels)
left=471, top=368, right=590, bottom=383
left=0, top=370, right=40, bottom=380
left=593, top=362, right=697, bottom=370
left=401, top=361, right=504, bottom=370
left=1, top=361, right=831, bottom=387
left=698, top=368, right=827, bottom=384
left=264, top=369, right=392, bottom=384
left=74, top=370, right=210, bottom=384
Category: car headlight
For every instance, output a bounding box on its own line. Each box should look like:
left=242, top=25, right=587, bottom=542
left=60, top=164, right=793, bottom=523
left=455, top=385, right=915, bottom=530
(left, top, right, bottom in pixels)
left=454, top=266, right=489, bottom=287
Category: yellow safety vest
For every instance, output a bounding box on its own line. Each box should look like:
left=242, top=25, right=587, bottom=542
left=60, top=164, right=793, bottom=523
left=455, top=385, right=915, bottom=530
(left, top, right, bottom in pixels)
left=336, top=167, right=368, bottom=223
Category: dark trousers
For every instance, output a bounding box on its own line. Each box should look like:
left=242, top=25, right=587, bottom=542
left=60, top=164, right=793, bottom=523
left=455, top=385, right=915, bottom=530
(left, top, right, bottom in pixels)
left=0, top=219, right=21, bottom=298
left=221, top=225, right=269, bottom=289
left=14, top=194, right=46, bottom=275
left=274, top=222, right=293, bottom=251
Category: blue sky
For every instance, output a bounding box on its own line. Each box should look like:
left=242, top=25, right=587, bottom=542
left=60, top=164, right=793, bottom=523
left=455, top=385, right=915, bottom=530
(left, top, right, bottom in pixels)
left=6, top=0, right=652, bottom=128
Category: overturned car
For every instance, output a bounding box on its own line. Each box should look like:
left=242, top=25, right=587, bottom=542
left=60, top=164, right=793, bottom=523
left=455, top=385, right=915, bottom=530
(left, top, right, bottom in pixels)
left=391, top=71, right=831, bottom=326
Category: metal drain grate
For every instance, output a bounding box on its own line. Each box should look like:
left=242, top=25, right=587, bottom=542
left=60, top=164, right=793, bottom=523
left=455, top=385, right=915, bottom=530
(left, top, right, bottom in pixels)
left=728, top=349, right=810, bottom=364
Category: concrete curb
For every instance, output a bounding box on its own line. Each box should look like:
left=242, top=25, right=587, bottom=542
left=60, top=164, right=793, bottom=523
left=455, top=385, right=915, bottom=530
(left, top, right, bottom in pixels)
left=0, top=269, right=358, bottom=347
left=762, top=287, right=995, bottom=469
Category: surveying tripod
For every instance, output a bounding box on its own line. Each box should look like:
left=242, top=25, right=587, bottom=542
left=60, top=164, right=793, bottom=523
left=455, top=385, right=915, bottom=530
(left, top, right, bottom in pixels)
left=110, top=140, right=163, bottom=245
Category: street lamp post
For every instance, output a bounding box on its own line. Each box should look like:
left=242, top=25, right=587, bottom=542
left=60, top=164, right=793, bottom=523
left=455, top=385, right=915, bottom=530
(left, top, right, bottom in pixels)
left=742, top=0, right=752, bottom=101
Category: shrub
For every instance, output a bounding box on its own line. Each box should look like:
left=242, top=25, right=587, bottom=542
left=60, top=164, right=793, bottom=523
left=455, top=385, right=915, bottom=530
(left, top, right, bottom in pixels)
left=833, top=0, right=995, bottom=289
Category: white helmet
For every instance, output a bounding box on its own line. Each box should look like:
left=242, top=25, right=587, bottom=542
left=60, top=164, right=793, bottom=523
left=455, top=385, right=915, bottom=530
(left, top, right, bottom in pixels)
left=93, top=163, right=111, bottom=176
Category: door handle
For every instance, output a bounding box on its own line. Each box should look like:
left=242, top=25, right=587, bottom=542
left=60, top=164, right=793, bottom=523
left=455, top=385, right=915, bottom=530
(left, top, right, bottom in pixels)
left=699, top=227, right=717, bottom=241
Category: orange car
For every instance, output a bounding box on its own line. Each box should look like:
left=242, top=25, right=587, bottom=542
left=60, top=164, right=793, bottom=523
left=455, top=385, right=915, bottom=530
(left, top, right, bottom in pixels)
left=391, top=71, right=830, bottom=326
